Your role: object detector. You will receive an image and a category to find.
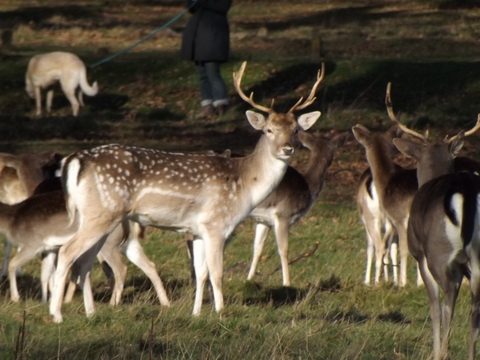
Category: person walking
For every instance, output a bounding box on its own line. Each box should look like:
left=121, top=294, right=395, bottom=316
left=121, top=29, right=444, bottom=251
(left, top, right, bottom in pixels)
left=181, top=0, right=232, bottom=119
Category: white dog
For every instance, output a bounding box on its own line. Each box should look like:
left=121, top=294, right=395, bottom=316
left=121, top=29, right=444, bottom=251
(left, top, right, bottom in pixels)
left=25, top=51, right=98, bottom=117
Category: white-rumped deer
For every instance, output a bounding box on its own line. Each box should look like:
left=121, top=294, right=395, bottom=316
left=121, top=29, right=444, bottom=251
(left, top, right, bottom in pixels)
left=392, top=113, right=480, bottom=360
left=0, top=151, right=62, bottom=278
left=356, top=168, right=397, bottom=285
left=49, top=61, right=323, bottom=322
left=247, top=130, right=345, bottom=285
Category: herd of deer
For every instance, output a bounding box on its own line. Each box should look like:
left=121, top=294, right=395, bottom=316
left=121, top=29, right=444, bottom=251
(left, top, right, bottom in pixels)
left=3, top=61, right=480, bottom=359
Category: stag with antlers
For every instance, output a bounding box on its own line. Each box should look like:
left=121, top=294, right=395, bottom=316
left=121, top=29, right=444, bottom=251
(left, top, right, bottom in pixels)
left=48, top=61, right=324, bottom=322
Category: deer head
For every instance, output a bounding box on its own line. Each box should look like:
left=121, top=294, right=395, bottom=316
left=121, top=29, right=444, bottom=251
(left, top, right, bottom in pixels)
left=233, top=61, right=323, bottom=160
left=386, top=82, right=480, bottom=185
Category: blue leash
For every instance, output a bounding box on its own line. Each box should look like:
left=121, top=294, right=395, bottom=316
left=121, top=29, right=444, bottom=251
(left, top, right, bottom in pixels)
left=89, top=5, right=192, bottom=69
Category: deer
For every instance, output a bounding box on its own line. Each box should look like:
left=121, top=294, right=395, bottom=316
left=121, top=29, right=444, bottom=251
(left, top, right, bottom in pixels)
left=246, top=130, right=346, bottom=286
left=48, top=61, right=323, bottom=322
left=390, top=112, right=480, bottom=360
left=356, top=168, right=398, bottom=285
left=2, top=178, right=170, bottom=310
left=0, top=151, right=62, bottom=278
left=352, top=116, right=419, bottom=287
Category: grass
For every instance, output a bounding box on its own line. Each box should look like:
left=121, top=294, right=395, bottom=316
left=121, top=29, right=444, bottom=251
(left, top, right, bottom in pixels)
left=2, top=0, right=480, bottom=358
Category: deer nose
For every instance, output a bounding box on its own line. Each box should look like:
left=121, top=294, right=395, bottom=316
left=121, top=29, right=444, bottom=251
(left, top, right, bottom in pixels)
left=282, top=145, right=294, bottom=156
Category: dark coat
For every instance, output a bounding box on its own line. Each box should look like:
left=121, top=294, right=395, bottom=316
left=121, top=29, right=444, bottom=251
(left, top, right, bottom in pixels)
left=181, top=0, right=231, bottom=63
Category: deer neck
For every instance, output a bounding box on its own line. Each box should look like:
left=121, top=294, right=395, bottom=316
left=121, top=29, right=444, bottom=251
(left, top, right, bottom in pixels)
left=0, top=202, right=17, bottom=238
left=302, top=145, right=332, bottom=199
left=364, top=140, right=396, bottom=199
left=237, top=135, right=289, bottom=207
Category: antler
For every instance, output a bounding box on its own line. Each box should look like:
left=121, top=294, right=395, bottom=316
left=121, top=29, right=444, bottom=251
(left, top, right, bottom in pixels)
left=385, top=82, right=427, bottom=141
left=288, top=63, right=325, bottom=113
left=444, top=114, right=480, bottom=143
left=233, top=61, right=273, bottom=113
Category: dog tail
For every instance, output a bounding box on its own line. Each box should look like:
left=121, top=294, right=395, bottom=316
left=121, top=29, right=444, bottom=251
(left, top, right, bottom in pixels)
left=79, top=68, right=98, bottom=97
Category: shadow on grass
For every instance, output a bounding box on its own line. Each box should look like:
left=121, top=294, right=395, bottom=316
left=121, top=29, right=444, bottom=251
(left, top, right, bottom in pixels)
left=243, top=282, right=309, bottom=307
left=0, top=273, right=43, bottom=301
left=92, top=275, right=191, bottom=305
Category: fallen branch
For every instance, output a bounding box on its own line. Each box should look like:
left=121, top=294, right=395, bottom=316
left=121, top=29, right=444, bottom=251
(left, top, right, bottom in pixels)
left=268, top=241, right=320, bottom=276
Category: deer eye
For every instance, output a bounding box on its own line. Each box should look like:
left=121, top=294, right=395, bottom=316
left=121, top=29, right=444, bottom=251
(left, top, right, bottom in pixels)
left=266, top=128, right=273, bottom=134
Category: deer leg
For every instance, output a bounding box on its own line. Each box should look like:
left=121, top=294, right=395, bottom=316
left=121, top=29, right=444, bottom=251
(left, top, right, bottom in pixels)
left=439, top=271, right=462, bottom=359
left=469, top=254, right=480, bottom=360
left=8, top=245, right=38, bottom=302
left=273, top=218, right=290, bottom=286
left=46, top=89, right=54, bottom=114
left=60, top=81, right=79, bottom=117
left=77, top=89, right=84, bottom=107
left=49, top=225, right=112, bottom=323
left=124, top=236, right=170, bottom=307
left=192, top=238, right=208, bottom=316
left=64, top=279, right=77, bottom=303
left=389, top=236, right=399, bottom=285
left=364, top=229, right=374, bottom=286
left=418, top=257, right=442, bottom=360
left=398, top=228, right=408, bottom=287
left=416, top=263, right=425, bottom=287
left=203, top=234, right=225, bottom=314
left=69, top=269, right=95, bottom=318
left=373, top=216, right=386, bottom=285
left=383, top=220, right=395, bottom=283
left=97, top=247, right=126, bottom=306
left=40, top=251, right=57, bottom=303
left=362, top=213, right=380, bottom=285
left=0, top=240, right=12, bottom=278
left=247, top=223, right=270, bottom=282
left=34, top=86, right=42, bottom=116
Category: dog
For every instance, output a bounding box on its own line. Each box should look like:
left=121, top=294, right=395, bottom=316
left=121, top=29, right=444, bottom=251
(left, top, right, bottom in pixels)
left=25, top=51, right=98, bottom=117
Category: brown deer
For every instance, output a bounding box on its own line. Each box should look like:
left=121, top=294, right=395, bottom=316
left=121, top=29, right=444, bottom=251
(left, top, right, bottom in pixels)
left=352, top=118, right=419, bottom=287
left=392, top=114, right=480, bottom=360
left=0, top=152, right=62, bottom=278
left=356, top=168, right=397, bottom=285
left=2, top=180, right=170, bottom=311
left=48, top=61, right=324, bottom=322
left=247, top=130, right=346, bottom=285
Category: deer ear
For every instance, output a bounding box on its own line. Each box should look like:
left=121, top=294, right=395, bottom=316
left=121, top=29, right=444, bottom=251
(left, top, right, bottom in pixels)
left=392, top=138, right=423, bottom=160
left=449, top=136, right=464, bottom=157
left=298, top=111, right=321, bottom=130
left=351, top=124, right=370, bottom=145
left=246, top=110, right=266, bottom=130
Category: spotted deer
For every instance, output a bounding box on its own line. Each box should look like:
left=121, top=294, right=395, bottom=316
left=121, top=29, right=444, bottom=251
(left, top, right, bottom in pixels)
left=49, top=61, right=323, bottom=322
left=247, top=130, right=345, bottom=285
left=356, top=168, right=397, bottom=285
left=392, top=114, right=480, bottom=360
left=0, top=152, right=62, bottom=278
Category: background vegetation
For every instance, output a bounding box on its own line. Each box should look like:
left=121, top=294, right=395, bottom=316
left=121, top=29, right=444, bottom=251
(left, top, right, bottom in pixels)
left=1, top=0, right=480, bottom=359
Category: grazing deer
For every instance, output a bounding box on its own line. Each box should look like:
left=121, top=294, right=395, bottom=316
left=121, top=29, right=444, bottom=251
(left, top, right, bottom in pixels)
left=25, top=51, right=98, bottom=117
left=392, top=113, right=480, bottom=360
left=0, top=152, right=62, bottom=278
left=247, top=130, right=346, bottom=286
left=356, top=168, right=398, bottom=285
left=2, top=179, right=170, bottom=310
left=49, top=61, right=323, bottom=322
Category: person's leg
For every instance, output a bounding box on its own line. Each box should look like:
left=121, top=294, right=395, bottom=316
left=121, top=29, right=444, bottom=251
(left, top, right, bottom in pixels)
left=204, top=62, right=229, bottom=113
left=195, top=63, right=215, bottom=117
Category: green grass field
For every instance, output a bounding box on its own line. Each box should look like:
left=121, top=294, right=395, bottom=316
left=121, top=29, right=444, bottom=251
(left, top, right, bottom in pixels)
left=1, top=0, right=480, bottom=358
